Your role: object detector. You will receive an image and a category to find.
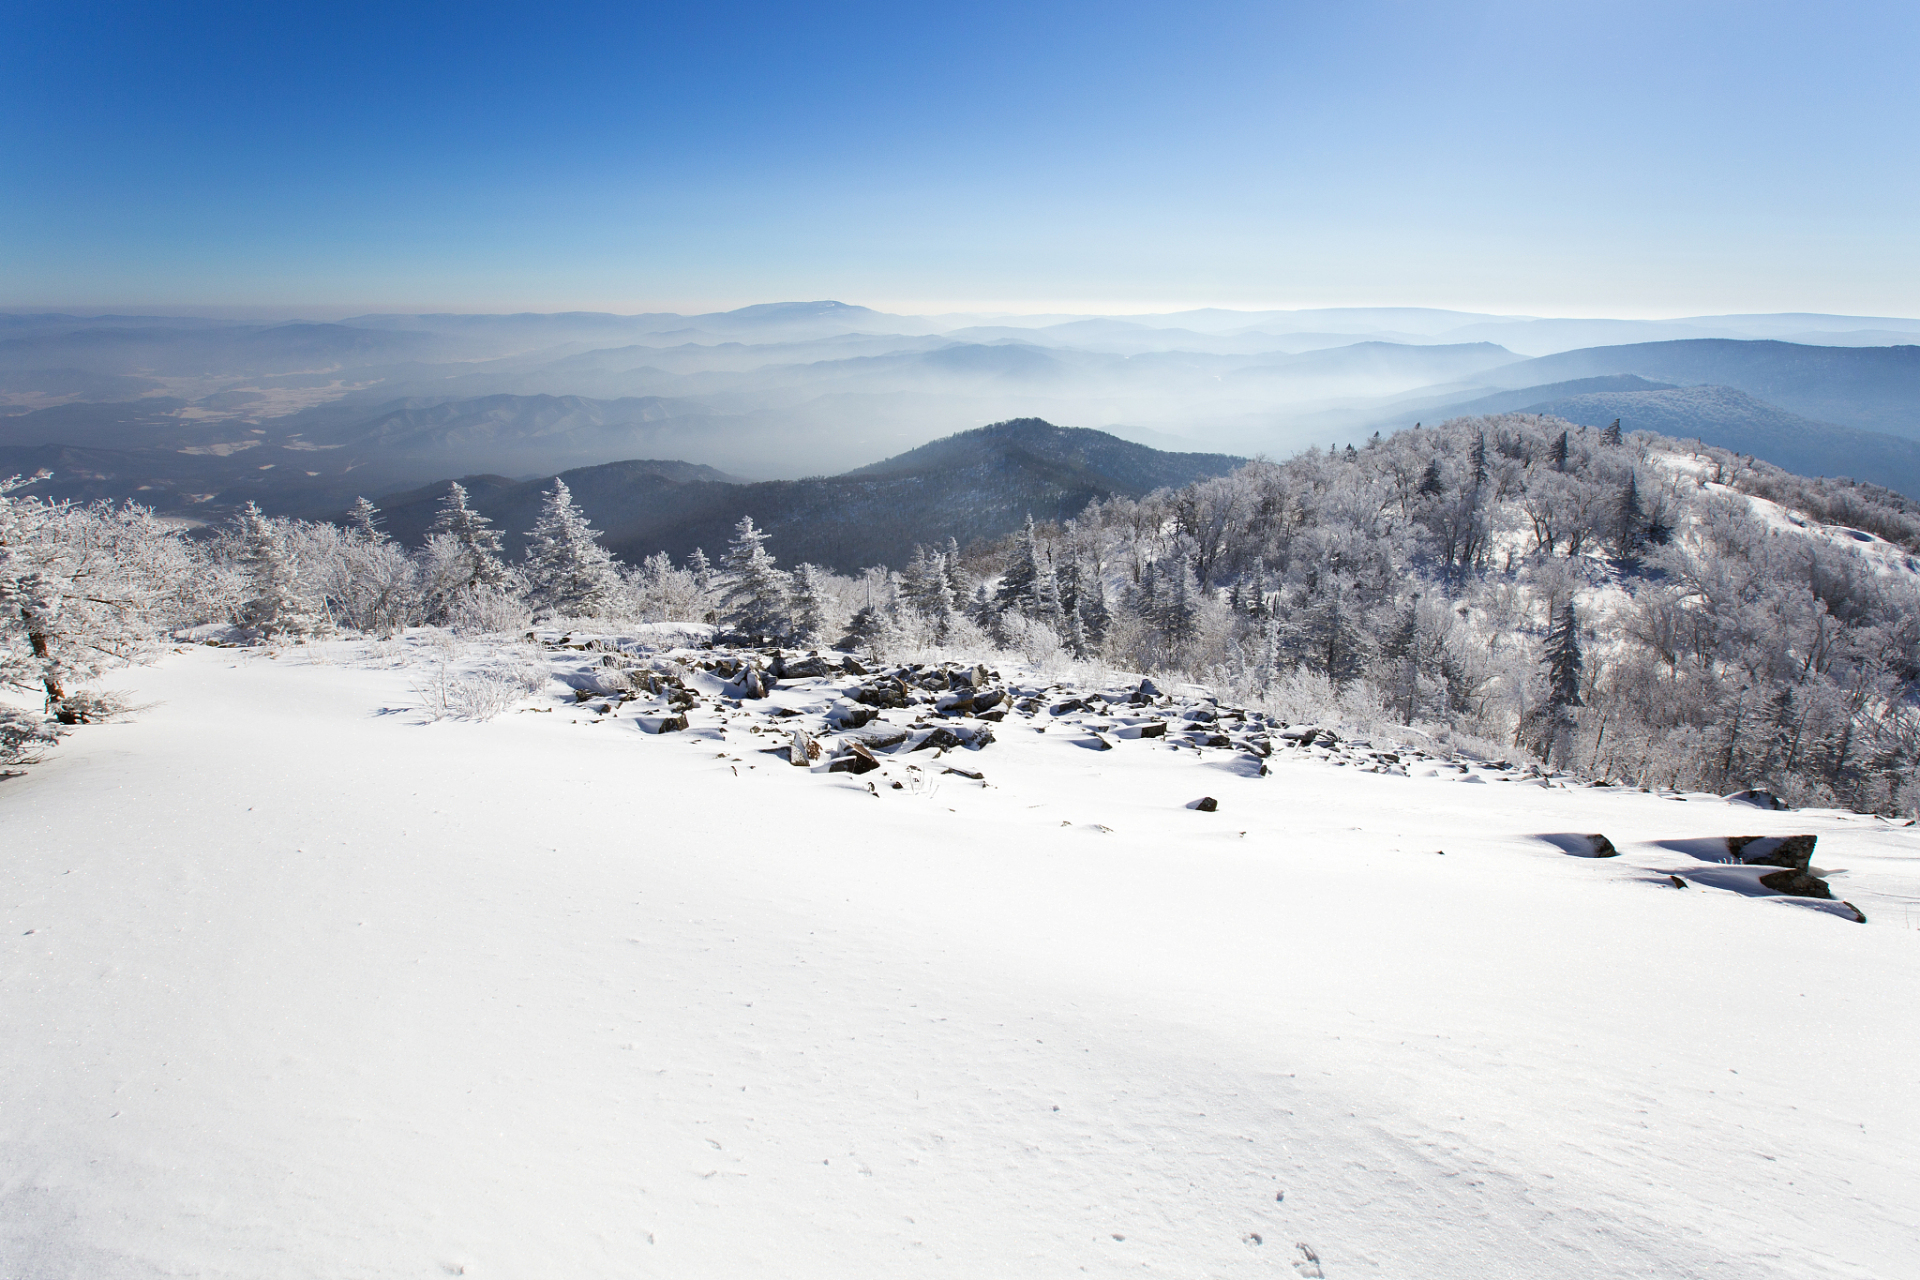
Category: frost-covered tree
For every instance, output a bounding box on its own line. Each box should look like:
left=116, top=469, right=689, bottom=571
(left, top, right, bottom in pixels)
left=722, top=515, right=791, bottom=640
left=1540, top=596, right=1584, bottom=767
left=788, top=563, right=829, bottom=645
left=429, top=482, right=509, bottom=595
left=2, top=472, right=196, bottom=725
left=237, top=502, right=320, bottom=638
left=345, top=496, right=388, bottom=544
left=523, top=478, right=618, bottom=618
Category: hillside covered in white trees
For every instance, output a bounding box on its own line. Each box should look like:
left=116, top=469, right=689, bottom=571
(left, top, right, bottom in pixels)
left=8, top=413, right=1920, bottom=814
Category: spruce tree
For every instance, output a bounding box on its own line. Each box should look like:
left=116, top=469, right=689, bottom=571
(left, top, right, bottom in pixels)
left=994, top=515, right=1046, bottom=617
left=1550, top=430, right=1570, bottom=472
left=722, top=515, right=791, bottom=640
left=1470, top=434, right=1489, bottom=487
left=1542, top=596, right=1584, bottom=767
left=1600, top=418, right=1623, bottom=447
left=345, top=496, right=388, bottom=544
left=1418, top=459, right=1444, bottom=497
left=238, top=502, right=318, bottom=638
left=430, top=482, right=508, bottom=591
left=788, top=563, right=828, bottom=645
left=523, top=478, right=618, bottom=618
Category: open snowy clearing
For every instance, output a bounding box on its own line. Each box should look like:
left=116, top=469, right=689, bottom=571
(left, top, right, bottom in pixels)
left=4, top=638, right=1918, bottom=1279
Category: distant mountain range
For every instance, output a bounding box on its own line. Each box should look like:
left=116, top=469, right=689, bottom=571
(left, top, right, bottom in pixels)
left=4, top=303, right=1920, bottom=510
left=372, top=419, right=1244, bottom=572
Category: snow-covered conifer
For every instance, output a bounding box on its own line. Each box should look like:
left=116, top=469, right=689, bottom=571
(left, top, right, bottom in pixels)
left=237, top=502, right=320, bottom=638
left=722, top=515, right=791, bottom=640
left=430, top=482, right=509, bottom=593
left=523, top=478, right=618, bottom=618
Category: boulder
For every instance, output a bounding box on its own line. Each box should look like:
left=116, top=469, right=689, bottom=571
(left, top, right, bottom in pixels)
left=1187, top=796, right=1219, bottom=812
left=787, top=728, right=818, bottom=767
left=1728, top=834, right=1817, bottom=869
left=1758, top=867, right=1834, bottom=899
left=637, top=713, right=689, bottom=734
left=826, top=742, right=882, bottom=774
left=840, top=722, right=910, bottom=751
left=1725, top=788, right=1790, bottom=810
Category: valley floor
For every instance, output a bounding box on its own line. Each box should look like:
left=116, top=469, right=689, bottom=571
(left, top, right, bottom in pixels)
left=3, top=639, right=1917, bottom=1279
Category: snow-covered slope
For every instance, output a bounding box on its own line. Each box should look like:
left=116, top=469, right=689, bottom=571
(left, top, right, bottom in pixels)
left=3, top=637, right=1917, bottom=1279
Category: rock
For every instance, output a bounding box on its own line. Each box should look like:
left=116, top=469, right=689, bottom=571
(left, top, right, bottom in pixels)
left=908, top=726, right=964, bottom=752
left=1729, top=835, right=1817, bottom=870
left=1669, top=875, right=1689, bottom=888
left=942, top=766, right=985, bottom=780
left=1838, top=900, right=1868, bottom=923
left=840, top=722, right=910, bottom=751
left=1569, top=833, right=1620, bottom=858
left=1758, top=867, right=1834, bottom=899
left=825, top=702, right=876, bottom=729
left=787, top=728, right=818, bottom=767
left=637, top=713, right=688, bottom=734
left=1725, top=788, right=1790, bottom=810
left=844, top=657, right=868, bottom=675
left=1138, top=677, right=1165, bottom=698
left=1187, top=796, right=1219, bottom=812
left=854, top=677, right=910, bottom=708
left=826, top=742, right=882, bottom=774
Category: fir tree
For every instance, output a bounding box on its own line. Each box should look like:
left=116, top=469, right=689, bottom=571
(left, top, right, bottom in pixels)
left=994, top=515, right=1047, bottom=617
left=238, top=502, right=318, bottom=638
left=1550, top=430, right=1570, bottom=472
left=723, top=515, right=791, bottom=640
left=1600, top=418, right=1623, bottom=447
left=345, top=496, right=388, bottom=544
left=1614, top=473, right=1647, bottom=559
left=788, top=563, right=828, bottom=645
left=1418, top=459, right=1445, bottom=497
left=523, top=478, right=617, bottom=618
left=1541, top=596, right=1583, bottom=767
left=1470, top=434, right=1489, bottom=487
left=430, top=482, right=508, bottom=591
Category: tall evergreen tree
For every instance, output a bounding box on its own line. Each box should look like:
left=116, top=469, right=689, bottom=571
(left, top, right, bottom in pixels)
left=1542, top=596, right=1584, bottom=767
left=523, top=478, right=618, bottom=617
left=238, top=502, right=319, bottom=638
left=1600, top=418, right=1623, bottom=447
left=788, top=563, right=828, bottom=645
left=430, top=482, right=509, bottom=592
left=723, top=515, right=791, bottom=640
left=345, top=496, right=388, bottom=544
left=1550, top=430, right=1571, bottom=472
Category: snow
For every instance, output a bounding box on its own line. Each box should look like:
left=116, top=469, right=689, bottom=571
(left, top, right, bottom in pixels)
left=4, top=637, right=1919, bottom=1279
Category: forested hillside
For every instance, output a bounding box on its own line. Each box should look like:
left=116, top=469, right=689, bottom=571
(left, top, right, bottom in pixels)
left=7, top=413, right=1920, bottom=813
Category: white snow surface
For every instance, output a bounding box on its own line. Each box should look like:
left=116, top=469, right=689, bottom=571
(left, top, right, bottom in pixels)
left=4, top=636, right=1918, bottom=1279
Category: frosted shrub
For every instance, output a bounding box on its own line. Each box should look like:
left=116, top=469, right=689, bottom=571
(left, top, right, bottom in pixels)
left=0, top=708, right=60, bottom=765
left=412, top=662, right=525, bottom=722
left=447, top=587, right=531, bottom=636
left=1002, top=614, right=1065, bottom=670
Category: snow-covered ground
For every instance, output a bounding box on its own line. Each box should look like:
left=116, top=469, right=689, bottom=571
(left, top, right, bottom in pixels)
left=4, top=636, right=1918, bottom=1279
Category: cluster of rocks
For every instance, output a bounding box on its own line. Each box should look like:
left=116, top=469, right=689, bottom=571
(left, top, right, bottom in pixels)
left=533, top=635, right=1562, bottom=787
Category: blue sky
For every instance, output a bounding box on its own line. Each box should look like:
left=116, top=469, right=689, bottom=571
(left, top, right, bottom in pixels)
left=4, top=0, right=1916, bottom=315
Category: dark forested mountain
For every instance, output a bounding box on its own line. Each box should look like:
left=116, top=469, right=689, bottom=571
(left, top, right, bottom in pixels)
left=372, top=419, right=1244, bottom=571
left=1505, top=383, right=1920, bottom=501
left=1487, top=339, right=1920, bottom=437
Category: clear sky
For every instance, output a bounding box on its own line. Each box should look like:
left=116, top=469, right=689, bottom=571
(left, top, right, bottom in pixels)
left=4, top=0, right=1916, bottom=317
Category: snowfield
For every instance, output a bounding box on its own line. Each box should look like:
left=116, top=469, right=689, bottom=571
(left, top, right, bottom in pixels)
left=4, top=635, right=1918, bottom=1280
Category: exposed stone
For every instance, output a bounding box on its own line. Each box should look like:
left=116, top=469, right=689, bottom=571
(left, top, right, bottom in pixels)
left=638, top=713, right=688, bottom=734
left=1729, top=835, right=1817, bottom=870
left=1758, top=867, right=1834, bottom=899
left=1188, top=796, right=1219, bottom=812
left=1725, top=788, right=1790, bottom=810
left=826, top=742, right=882, bottom=774
left=840, top=722, right=910, bottom=751
left=787, top=728, right=818, bottom=766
